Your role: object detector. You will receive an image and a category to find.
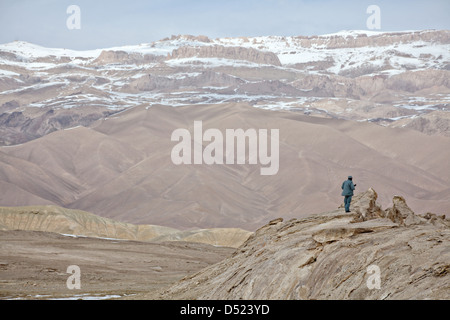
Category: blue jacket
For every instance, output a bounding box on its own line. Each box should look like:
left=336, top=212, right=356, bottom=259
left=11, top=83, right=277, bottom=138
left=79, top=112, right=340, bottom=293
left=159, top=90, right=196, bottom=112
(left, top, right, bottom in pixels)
left=341, top=179, right=355, bottom=196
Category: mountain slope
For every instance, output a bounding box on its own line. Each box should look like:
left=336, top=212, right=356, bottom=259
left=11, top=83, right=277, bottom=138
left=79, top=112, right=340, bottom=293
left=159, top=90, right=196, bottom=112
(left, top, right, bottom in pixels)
left=1, top=30, right=449, bottom=147
left=0, top=205, right=176, bottom=241
left=1, top=103, right=449, bottom=230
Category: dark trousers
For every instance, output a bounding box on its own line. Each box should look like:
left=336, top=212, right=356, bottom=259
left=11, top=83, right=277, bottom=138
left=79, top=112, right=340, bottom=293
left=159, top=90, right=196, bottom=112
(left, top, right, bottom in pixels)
left=344, top=195, right=352, bottom=212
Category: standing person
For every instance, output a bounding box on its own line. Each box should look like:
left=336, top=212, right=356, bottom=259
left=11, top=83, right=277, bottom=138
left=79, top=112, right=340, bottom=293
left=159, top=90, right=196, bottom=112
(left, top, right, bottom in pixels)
left=341, top=176, right=356, bottom=212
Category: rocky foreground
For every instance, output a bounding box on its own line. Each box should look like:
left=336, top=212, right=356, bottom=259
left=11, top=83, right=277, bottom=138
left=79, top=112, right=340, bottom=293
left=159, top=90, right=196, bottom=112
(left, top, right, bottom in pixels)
left=143, top=188, right=449, bottom=299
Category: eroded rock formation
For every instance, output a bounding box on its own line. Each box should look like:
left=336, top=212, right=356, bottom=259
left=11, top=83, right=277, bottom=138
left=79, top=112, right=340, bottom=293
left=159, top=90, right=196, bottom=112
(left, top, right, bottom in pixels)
left=151, top=188, right=449, bottom=299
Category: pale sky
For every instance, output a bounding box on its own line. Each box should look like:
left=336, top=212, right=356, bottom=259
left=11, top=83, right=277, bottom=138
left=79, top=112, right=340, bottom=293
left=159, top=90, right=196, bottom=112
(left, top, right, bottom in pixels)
left=0, top=0, right=449, bottom=50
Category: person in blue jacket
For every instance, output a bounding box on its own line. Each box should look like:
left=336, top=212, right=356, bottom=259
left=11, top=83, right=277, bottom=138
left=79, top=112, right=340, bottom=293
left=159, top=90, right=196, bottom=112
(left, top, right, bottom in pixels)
left=341, top=176, right=356, bottom=212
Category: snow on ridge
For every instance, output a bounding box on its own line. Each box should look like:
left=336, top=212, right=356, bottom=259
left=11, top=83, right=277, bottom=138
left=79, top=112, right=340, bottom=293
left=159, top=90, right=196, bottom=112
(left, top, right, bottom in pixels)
left=0, top=30, right=448, bottom=75
left=316, top=29, right=428, bottom=38
left=0, top=69, right=20, bottom=76
left=1, top=30, right=446, bottom=65
left=0, top=41, right=102, bottom=59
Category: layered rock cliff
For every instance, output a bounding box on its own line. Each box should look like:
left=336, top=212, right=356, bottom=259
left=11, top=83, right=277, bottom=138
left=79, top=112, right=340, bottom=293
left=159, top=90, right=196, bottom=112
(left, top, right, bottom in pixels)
left=169, top=45, right=282, bottom=66
left=151, top=188, right=449, bottom=299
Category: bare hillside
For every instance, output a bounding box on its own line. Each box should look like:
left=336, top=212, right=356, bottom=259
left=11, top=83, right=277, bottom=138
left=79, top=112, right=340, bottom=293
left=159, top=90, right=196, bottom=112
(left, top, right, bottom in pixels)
left=0, top=205, right=251, bottom=248
left=1, top=103, right=449, bottom=230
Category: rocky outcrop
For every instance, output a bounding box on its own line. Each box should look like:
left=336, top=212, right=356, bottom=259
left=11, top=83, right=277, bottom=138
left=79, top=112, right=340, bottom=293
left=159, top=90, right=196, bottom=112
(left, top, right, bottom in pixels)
left=169, top=45, right=282, bottom=66
left=290, top=30, right=450, bottom=49
left=93, top=50, right=164, bottom=65
left=341, top=187, right=384, bottom=220
left=165, top=34, right=212, bottom=43
left=384, top=195, right=423, bottom=226
left=151, top=188, right=449, bottom=300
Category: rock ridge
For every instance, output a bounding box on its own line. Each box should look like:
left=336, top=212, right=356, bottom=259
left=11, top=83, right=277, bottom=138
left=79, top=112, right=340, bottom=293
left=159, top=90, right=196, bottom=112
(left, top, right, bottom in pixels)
left=169, top=45, right=282, bottom=66
left=0, top=205, right=252, bottom=248
left=150, top=188, right=449, bottom=299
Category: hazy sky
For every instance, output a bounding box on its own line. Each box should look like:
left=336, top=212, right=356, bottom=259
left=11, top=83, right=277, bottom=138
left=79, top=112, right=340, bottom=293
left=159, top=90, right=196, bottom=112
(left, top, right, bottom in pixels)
left=1, top=0, right=449, bottom=50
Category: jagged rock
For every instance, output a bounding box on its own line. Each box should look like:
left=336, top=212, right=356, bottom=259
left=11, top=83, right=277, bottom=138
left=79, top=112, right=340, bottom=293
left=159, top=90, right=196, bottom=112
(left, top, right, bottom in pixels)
left=268, top=218, right=283, bottom=225
left=340, top=187, right=385, bottom=221
left=420, top=212, right=449, bottom=228
left=384, top=195, right=425, bottom=226
left=148, top=189, right=450, bottom=300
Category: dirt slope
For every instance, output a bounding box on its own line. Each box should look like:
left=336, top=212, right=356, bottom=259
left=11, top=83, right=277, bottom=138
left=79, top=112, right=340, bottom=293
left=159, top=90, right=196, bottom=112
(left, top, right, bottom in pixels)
left=1, top=103, right=449, bottom=230
left=0, top=229, right=233, bottom=300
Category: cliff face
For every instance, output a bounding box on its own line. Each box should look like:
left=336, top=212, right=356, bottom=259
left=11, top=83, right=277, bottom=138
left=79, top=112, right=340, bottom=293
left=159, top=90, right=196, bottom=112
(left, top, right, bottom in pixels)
left=153, top=188, right=449, bottom=300
left=169, top=45, right=282, bottom=66
left=295, top=30, right=450, bottom=49
left=93, top=50, right=164, bottom=65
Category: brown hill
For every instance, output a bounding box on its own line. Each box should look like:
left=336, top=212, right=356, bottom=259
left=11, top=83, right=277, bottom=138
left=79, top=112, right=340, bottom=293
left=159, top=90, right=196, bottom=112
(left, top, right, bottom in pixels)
left=0, top=103, right=449, bottom=230
left=0, top=205, right=251, bottom=248
left=0, top=205, right=176, bottom=241
left=147, top=188, right=449, bottom=300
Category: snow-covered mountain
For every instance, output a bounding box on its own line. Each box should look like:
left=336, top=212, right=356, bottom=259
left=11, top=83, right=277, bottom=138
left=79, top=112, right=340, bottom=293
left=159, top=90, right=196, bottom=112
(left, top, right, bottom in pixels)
left=0, top=29, right=449, bottom=145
